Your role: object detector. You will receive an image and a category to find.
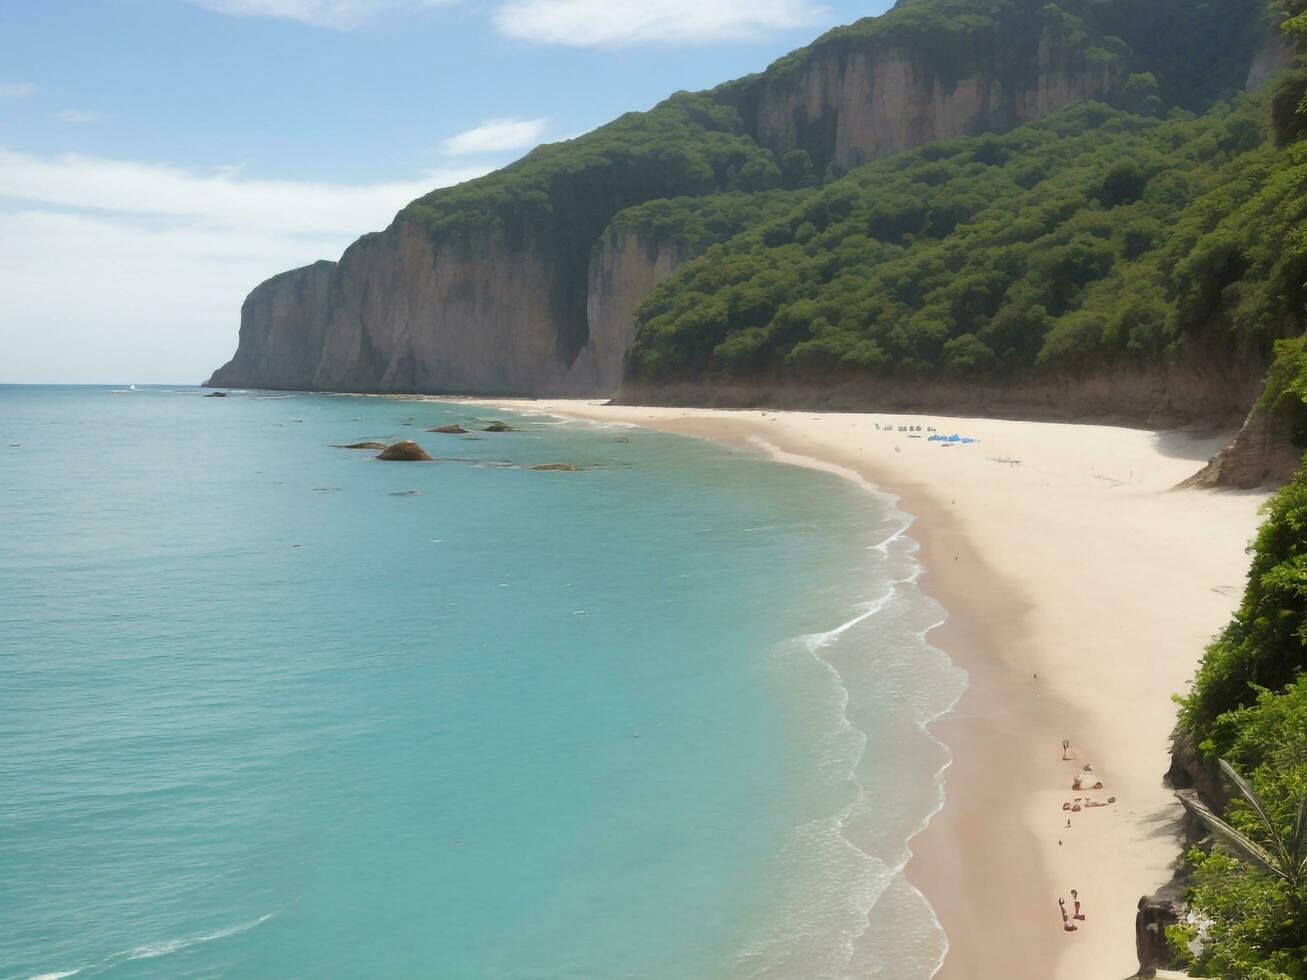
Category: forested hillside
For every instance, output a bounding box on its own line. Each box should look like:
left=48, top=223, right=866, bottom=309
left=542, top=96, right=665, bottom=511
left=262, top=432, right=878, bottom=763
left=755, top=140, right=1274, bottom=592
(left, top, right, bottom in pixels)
left=624, top=86, right=1307, bottom=393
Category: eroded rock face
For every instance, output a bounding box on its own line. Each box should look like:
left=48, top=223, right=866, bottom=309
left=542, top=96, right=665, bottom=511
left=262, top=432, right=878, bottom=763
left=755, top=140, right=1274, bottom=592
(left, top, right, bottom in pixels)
left=728, top=29, right=1122, bottom=172
left=566, top=230, right=700, bottom=393
left=1179, top=402, right=1301, bottom=490
left=1246, top=32, right=1298, bottom=92
left=207, top=223, right=697, bottom=399
left=207, top=261, right=336, bottom=390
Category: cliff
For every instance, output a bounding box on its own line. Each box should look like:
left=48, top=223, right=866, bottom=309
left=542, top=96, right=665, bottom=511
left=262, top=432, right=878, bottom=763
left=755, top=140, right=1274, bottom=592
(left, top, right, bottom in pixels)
left=208, top=261, right=334, bottom=390
left=206, top=0, right=1156, bottom=397
left=208, top=0, right=1272, bottom=405
left=208, top=224, right=699, bottom=396
left=568, top=231, right=700, bottom=394
left=716, top=12, right=1123, bottom=174
left=616, top=349, right=1269, bottom=429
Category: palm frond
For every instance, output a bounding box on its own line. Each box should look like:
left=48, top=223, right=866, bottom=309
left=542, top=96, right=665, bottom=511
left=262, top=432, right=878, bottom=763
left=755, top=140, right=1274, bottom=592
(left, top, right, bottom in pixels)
left=1219, top=759, right=1296, bottom=870
left=1220, top=760, right=1278, bottom=837
left=1179, top=793, right=1288, bottom=881
left=1292, top=795, right=1307, bottom=863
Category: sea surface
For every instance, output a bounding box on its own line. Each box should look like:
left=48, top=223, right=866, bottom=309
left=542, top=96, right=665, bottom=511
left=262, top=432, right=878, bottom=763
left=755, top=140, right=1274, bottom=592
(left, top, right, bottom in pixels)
left=0, top=386, right=966, bottom=979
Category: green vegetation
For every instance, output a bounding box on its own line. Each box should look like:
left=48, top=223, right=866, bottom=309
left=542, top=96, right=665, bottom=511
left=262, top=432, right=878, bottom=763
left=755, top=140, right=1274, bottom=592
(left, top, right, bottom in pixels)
left=1179, top=760, right=1307, bottom=891
left=625, top=92, right=1307, bottom=385
left=1183, top=461, right=1307, bottom=738
left=736, top=0, right=1265, bottom=111
left=1173, top=31, right=1307, bottom=950
left=1171, top=700, right=1307, bottom=977
left=1175, top=760, right=1307, bottom=976
left=607, top=190, right=812, bottom=252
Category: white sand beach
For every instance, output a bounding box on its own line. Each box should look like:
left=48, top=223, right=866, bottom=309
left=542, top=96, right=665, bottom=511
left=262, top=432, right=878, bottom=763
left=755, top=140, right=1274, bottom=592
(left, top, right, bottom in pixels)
left=462, top=398, right=1269, bottom=979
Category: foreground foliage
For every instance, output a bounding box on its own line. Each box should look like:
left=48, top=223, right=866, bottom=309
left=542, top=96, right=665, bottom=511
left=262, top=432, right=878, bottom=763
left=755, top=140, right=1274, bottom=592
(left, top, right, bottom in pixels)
left=1177, top=459, right=1307, bottom=977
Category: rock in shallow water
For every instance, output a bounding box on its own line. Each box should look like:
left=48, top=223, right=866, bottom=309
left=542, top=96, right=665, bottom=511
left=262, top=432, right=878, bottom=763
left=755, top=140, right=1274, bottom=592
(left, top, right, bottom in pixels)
left=335, top=441, right=388, bottom=450
left=429, top=424, right=469, bottom=434
left=377, top=441, right=433, bottom=461
left=529, top=463, right=581, bottom=471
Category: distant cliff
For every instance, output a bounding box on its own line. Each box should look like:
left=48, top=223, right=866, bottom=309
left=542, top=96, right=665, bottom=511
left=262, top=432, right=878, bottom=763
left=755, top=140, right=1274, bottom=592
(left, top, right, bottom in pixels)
left=208, top=0, right=1270, bottom=405
left=715, top=7, right=1124, bottom=174
left=209, top=225, right=700, bottom=395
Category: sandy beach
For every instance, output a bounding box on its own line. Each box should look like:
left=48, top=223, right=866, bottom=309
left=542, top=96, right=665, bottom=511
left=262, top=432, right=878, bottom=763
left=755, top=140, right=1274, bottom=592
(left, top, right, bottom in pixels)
left=461, top=397, right=1268, bottom=979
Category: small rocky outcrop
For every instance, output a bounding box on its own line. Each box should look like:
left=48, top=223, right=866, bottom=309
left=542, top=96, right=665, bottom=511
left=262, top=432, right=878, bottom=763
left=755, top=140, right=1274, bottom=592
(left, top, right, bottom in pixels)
left=483, top=421, right=516, bottom=433
left=529, top=463, right=581, bottom=471
left=376, top=440, right=432, bottom=461
left=205, top=391, right=228, bottom=397
left=336, top=441, right=388, bottom=450
left=1136, top=888, right=1186, bottom=977
left=1179, top=402, right=1300, bottom=490
left=429, top=424, right=469, bottom=434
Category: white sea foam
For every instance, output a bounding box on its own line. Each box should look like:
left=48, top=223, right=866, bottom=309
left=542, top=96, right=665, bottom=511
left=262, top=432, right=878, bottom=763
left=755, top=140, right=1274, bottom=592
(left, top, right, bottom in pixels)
left=726, top=455, right=967, bottom=979
left=28, top=913, right=276, bottom=980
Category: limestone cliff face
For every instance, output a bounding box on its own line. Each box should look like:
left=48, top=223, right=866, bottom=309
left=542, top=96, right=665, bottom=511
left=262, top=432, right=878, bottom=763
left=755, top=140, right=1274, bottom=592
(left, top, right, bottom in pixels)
left=207, top=223, right=697, bottom=396
left=566, top=230, right=699, bottom=394
left=207, top=261, right=335, bottom=390
left=1246, top=32, right=1298, bottom=91
left=725, top=30, right=1123, bottom=172
left=307, top=221, right=569, bottom=395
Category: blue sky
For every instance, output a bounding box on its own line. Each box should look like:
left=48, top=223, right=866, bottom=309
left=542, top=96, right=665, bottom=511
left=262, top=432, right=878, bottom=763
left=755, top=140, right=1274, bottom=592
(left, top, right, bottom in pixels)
left=0, top=0, right=892, bottom=383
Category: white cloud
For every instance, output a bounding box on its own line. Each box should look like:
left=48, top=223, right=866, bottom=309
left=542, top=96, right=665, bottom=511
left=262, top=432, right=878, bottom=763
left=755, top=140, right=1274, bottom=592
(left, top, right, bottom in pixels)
left=0, top=148, right=493, bottom=384
left=0, top=82, right=36, bottom=98
left=53, top=109, right=105, bottom=124
left=191, top=0, right=453, bottom=29
left=0, top=148, right=487, bottom=235
left=441, top=117, right=548, bottom=155
left=491, top=0, right=826, bottom=46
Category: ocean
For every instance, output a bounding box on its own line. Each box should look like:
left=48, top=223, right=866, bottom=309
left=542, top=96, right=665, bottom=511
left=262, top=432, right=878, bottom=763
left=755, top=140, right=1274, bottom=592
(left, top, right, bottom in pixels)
left=0, top=386, right=965, bottom=979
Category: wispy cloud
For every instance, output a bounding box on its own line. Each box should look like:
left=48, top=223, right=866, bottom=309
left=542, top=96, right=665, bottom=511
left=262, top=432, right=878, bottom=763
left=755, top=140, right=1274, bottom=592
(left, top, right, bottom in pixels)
left=0, top=148, right=487, bottom=234
left=0, top=147, right=493, bottom=383
left=53, top=109, right=105, bottom=124
left=491, top=0, right=826, bottom=46
left=441, top=117, right=548, bottom=156
left=191, top=0, right=454, bottom=29
left=0, top=82, right=36, bottom=98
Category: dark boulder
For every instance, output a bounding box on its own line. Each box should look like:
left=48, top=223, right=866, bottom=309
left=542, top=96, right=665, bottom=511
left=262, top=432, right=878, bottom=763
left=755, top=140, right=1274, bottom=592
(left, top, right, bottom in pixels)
left=483, top=421, right=516, bottom=432
left=205, top=391, right=228, bottom=398
left=429, top=424, right=469, bottom=434
left=1135, top=887, right=1185, bottom=977
left=335, top=441, right=388, bottom=450
left=377, top=440, right=433, bottom=461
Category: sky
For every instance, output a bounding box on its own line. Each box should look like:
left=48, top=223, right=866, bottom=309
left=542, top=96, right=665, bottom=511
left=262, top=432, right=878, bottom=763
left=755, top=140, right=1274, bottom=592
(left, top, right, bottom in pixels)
left=0, top=0, right=893, bottom=384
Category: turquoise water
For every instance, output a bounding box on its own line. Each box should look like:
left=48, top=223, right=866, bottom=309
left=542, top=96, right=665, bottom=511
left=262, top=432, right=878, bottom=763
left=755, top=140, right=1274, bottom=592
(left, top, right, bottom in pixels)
left=0, top=386, right=965, bottom=979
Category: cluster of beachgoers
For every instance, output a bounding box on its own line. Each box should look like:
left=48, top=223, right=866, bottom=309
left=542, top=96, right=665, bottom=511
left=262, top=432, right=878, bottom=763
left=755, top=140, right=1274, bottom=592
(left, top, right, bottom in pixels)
left=1055, top=741, right=1120, bottom=936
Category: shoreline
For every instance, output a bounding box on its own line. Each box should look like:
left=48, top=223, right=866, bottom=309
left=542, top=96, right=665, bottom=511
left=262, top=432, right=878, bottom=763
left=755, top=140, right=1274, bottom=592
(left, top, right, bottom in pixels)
left=449, top=397, right=1267, bottom=979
